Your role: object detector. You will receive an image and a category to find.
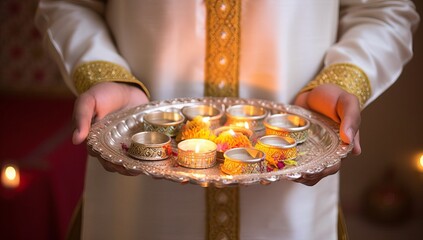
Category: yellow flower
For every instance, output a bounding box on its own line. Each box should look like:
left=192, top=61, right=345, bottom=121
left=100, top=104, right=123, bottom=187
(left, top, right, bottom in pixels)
left=180, top=116, right=216, bottom=141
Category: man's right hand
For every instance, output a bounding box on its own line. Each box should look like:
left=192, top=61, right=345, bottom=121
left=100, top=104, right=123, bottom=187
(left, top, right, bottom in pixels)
left=72, top=82, right=149, bottom=145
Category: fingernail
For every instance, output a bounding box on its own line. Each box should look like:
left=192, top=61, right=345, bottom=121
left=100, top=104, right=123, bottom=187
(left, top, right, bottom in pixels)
left=346, top=128, right=354, bottom=143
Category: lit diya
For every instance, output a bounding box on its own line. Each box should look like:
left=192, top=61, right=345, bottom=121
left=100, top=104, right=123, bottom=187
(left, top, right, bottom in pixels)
left=225, top=104, right=268, bottom=132
left=181, top=104, right=224, bottom=129
left=177, top=139, right=217, bottom=169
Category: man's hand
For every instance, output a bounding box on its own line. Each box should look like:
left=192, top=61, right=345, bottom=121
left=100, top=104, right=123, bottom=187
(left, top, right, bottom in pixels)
left=72, top=82, right=149, bottom=145
left=293, top=83, right=362, bottom=186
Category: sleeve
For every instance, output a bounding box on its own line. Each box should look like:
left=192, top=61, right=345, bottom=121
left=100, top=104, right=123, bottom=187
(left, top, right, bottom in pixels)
left=301, top=0, right=419, bottom=108
left=34, top=0, right=150, bottom=97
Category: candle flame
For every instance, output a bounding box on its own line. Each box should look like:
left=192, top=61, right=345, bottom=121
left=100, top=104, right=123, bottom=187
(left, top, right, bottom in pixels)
left=289, top=115, right=301, bottom=127
left=228, top=129, right=236, bottom=136
left=5, top=166, right=17, bottom=180
left=244, top=122, right=250, bottom=129
left=195, top=143, right=201, bottom=153
left=1, top=164, right=20, bottom=188
left=202, top=117, right=210, bottom=123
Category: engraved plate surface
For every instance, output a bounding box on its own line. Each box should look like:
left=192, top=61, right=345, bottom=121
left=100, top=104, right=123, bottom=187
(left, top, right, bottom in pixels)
left=87, top=97, right=352, bottom=187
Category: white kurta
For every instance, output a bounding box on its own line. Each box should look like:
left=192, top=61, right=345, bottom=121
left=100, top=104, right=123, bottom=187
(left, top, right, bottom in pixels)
left=35, top=0, right=419, bottom=239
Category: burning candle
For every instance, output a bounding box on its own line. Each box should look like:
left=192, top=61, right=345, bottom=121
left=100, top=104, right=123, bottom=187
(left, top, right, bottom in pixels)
left=181, top=104, right=224, bottom=129
left=177, top=139, right=217, bottom=168
left=1, top=163, right=20, bottom=189
left=225, top=104, right=268, bottom=132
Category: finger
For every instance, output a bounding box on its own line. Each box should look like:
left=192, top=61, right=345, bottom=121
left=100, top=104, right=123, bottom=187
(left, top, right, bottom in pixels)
left=293, top=91, right=310, bottom=109
left=337, top=92, right=361, bottom=144
left=351, top=130, right=361, bottom=155
left=72, top=94, right=96, bottom=145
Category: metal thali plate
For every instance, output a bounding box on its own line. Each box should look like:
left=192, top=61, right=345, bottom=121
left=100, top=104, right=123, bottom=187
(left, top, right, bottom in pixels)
left=87, top=97, right=352, bottom=187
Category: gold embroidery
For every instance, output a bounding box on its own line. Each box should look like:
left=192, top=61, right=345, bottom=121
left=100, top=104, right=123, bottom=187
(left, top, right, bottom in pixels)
left=205, top=0, right=241, bottom=239
left=206, top=187, right=240, bottom=240
left=204, top=0, right=241, bottom=97
left=72, top=60, right=150, bottom=97
left=300, top=63, right=371, bottom=108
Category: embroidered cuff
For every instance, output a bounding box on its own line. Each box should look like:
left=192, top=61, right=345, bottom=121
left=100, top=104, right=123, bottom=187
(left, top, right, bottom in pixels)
left=301, top=63, right=371, bottom=108
left=72, top=60, right=150, bottom=98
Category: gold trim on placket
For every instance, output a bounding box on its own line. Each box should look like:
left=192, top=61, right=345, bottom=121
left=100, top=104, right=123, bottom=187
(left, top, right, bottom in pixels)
left=204, top=0, right=241, bottom=239
left=204, top=0, right=241, bottom=97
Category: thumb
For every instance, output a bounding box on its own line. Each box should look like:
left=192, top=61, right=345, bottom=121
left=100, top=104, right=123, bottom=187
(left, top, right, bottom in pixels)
left=72, top=94, right=96, bottom=145
left=337, top=92, right=361, bottom=153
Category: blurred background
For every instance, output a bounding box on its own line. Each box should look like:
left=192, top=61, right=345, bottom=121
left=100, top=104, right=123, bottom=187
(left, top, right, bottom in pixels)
left=0, top=0, right=422, bottom=239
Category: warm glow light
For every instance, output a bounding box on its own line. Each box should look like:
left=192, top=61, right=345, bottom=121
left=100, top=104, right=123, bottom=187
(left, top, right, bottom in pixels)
left=234, top=122, right=246, bottom=128
left=195, top=143, right=201, bottom=153
left=289, top=115, right=301, bottom=127
left=202, top=117, right=210, bottom=123
left=1, top=164, right=20, bottom=188
left=244, top=122, right=249, bottom=129
left=228, top=129, right=236, bottom=136
left=5, top=166, right=17, bottom=180
left=417, top=154, right=423, bottom=173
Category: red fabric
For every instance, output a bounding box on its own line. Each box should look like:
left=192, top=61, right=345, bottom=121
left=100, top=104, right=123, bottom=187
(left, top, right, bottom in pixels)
left=0, top=95, right=86, bottom=240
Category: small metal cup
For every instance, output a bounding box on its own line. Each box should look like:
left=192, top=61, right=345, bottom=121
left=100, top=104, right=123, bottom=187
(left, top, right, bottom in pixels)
left=181, top=104, right=224, bottom=129
left=221, top=147, right=265, bottom=175
left=225, top=104, right=268, bottom=131
left=254, top=135, right=297, bottom=168
left=143, top=111, right=185, bottom=137
left=263, top=113, right=310, bottom=143
left=128, top=131, right=172, bottom=160
left=177, top=139, right=217, bottom=169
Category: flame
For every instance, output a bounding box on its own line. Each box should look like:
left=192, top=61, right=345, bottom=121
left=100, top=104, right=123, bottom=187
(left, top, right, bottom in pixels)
left=244, top=122, right=250, bottom=129
left=289, top=115, right=301, bottom=127
left=417, top=154, right=423, bottom=172
left=202, top=117, right=210, bottom=123
left=5, top=166, right=17, bottom=180
left=195, top=143, right=201, bottom=153
left=1, top=164, right=20, bottom=188
left=228, top=129, right=236, bottom=136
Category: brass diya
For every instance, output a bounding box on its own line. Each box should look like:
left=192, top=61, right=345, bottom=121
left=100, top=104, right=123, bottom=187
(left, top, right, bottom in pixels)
left=181, top=104, right=224, bottom=129
left=221, top=147, right=265, bottom=175
left=177, top=139, right=217, bottom=169
left=254, top=135, right=297, bottom=168
left=225, top=104, right=268, bottom=132
left=263, top=113, right=310, bottom=143
left=143, top=111, right=185, bottom=137
left=128, top=131, right=172, bottom=160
